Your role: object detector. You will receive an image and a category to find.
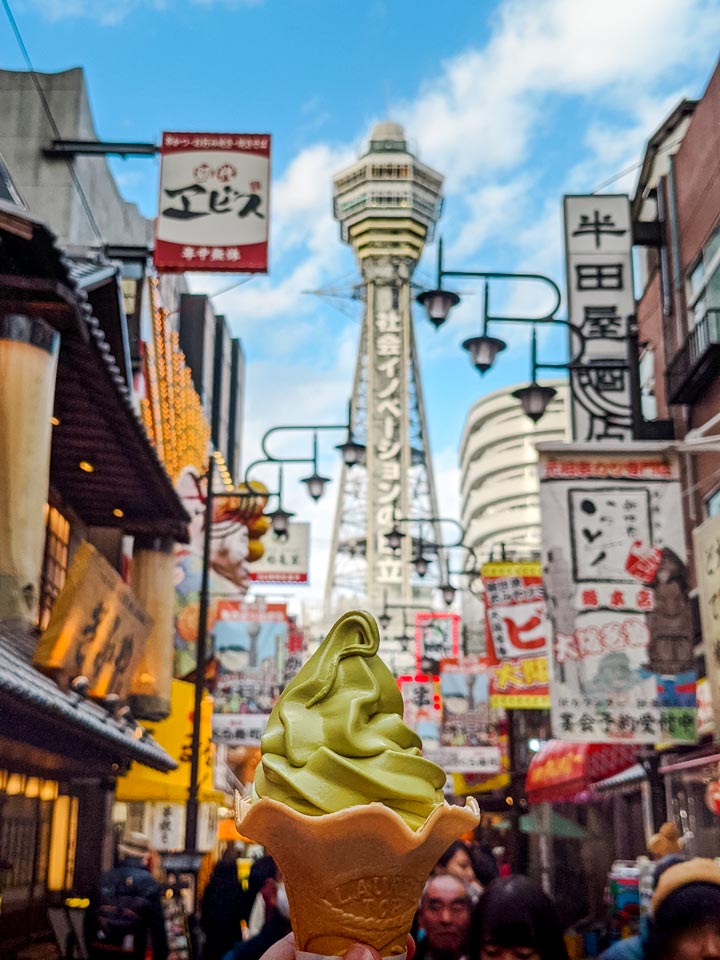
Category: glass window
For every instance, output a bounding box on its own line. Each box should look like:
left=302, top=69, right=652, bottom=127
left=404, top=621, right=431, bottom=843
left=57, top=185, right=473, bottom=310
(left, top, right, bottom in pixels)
left=705, top=487, right=720, bottom=518
left=38, top=506, right=71, bottom=630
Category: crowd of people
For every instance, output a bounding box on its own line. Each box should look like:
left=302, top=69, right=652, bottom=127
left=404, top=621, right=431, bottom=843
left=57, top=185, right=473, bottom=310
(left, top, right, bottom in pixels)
left=83, top=833, right=720, bottom=960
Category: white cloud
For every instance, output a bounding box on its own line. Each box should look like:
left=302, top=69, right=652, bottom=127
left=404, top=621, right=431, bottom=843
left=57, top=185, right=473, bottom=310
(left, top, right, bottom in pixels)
left=399, top=0, right=720, bottom=191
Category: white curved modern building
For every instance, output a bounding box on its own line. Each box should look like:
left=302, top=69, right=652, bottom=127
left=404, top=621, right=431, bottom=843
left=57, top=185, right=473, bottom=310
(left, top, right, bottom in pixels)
left=460, top=380, right=569, bottom=565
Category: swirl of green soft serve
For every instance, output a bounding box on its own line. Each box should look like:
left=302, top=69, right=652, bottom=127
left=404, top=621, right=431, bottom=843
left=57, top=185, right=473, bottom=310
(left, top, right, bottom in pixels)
left=253, top=610, right=446, bottom=830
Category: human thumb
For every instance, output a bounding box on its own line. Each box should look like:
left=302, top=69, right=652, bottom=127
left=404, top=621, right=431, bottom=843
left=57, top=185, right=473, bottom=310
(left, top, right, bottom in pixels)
left=343, top=944, right=382, bottom=960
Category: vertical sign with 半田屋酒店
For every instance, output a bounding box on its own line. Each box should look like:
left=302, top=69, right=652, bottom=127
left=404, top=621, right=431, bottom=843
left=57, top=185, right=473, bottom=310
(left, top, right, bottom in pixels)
left=563, top=195, right=635, bottom=442
left=539, top=443, right=696, bottom=745
left=154, top=133, right=270, bottom=273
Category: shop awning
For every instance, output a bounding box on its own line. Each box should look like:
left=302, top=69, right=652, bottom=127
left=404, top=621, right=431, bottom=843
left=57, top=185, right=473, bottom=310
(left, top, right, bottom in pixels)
left=594, top=763, right=647, bottom=796
left=0, top=200, right=190, bottom=541
left=0, top=627, right=175, bottom=773
left=525, top=740, right=636, bottom=804
left=519, top=810, right=589, bottom=839
left=116, top=680, right=223, bottom=804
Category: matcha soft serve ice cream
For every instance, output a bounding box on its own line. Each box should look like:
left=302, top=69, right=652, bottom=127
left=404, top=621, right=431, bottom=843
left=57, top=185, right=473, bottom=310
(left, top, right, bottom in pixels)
left=253, top=608, right=446, bottom=829
left=237, top=610, right=479, bottom=959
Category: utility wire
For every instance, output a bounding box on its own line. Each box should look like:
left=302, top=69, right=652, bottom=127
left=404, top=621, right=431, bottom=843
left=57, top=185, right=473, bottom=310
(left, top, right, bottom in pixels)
left=591, top=136, right=686, bottom=195
left=2, top=0, right=105, bottom=245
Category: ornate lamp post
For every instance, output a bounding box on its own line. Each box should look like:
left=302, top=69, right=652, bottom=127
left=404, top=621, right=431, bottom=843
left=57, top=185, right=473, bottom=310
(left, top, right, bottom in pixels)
left=416, top=238, right=641, bottom=435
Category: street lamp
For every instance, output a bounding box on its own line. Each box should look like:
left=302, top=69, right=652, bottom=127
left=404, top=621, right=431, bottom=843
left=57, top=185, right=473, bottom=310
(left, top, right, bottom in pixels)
left=244, top=400, right=366, bottom=503
left=382, top=514, right=480, bottom=603
left=299, top=434, right=330, bottom=502
left=440, top=582, right=456, bottom=607
left=413, top=535, right=430, bottom=578
left=416, top=238, right=638, bottom=433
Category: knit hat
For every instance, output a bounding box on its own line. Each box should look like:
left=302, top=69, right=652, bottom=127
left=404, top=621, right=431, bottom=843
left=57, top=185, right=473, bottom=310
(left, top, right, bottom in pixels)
left=651, top=858, right=720, bottom=933
left=117, top=831, right=152, bottom=860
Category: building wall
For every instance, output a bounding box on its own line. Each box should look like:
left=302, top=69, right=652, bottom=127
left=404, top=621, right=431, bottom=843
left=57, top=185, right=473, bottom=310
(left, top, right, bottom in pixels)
left=674, top=63, right=720, bottom=280
left=0, top=68, right=152, bottom=251
left=459, top=382, right=568, bottom=638
left=228, top=339, right=245, bottom=482
left=213, top=315, right=232, bottom=460
left=634, top=59, right=720, bottom=580
left=459, top=381, right=569, bottom=562
left=178, top=293, right=216, bottom=417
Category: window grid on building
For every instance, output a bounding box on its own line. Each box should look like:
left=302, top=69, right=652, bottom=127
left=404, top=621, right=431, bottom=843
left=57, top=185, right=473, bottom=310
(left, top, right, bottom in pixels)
left=38, top=506, right=71, bottom=630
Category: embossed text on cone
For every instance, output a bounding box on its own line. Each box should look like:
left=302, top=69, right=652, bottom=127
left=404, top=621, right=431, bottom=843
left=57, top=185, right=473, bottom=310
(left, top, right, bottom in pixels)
left=237, top=793, right=479, bottom=957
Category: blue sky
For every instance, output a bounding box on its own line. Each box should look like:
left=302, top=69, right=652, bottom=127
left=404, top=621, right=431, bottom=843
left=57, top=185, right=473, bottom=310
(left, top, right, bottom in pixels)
left=4, top=0, right=719, bottom=615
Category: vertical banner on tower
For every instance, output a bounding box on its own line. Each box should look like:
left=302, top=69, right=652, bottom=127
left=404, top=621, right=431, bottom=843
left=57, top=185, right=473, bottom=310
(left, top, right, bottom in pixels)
left=693, top=513, right=720, bottom=732
left=481, top=562, right=551, bottom=708
left=369, top=268, right=408, bottom=597
left=155, top=132, right=270, bottom=273
left=539, top=444, right=696, bottom=744
left=563, top=195, right=635, bottom=442
left=415, top=612, right=461, bottom=676
left=211, top=601, right=288, bottom=747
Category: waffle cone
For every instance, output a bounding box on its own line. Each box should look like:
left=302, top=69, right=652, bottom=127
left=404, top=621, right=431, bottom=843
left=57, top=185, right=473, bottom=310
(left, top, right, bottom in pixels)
left=236, top=794, right=479, bottom=957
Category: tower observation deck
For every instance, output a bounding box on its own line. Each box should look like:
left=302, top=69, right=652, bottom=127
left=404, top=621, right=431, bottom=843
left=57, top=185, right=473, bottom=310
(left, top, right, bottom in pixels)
left=324, top=122, right=447, bottom=667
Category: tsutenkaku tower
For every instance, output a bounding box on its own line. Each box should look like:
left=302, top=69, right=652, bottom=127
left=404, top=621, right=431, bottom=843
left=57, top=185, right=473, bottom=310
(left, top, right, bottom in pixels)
left=324, top=122, right=446, bottom=656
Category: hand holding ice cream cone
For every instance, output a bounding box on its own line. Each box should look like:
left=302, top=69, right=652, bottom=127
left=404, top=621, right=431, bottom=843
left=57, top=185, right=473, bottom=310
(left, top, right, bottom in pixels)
left=237, top=610, right=479, bottom=958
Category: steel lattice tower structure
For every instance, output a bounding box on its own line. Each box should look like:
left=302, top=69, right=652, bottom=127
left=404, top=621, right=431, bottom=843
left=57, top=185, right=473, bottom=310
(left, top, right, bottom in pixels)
left=324, top=122, right=446, bottom=661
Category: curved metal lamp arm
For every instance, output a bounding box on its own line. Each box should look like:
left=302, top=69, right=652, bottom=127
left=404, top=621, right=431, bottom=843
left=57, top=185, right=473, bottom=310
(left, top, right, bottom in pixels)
left=392, top=513, right=467, bottom=549
left=244, top=422, right=347, bottom=484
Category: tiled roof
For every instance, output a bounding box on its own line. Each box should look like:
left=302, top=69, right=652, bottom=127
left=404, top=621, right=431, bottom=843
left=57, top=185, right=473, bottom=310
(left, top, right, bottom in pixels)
left=0, top=625, right=176, bottom=773
left=0, top=200, right=190, bottom=541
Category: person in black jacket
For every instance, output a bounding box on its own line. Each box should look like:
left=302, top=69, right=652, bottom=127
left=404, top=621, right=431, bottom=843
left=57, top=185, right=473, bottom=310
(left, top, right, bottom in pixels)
left=85, top=832, right=168, bottom=960
left=201, top=848, right=246, bottom=960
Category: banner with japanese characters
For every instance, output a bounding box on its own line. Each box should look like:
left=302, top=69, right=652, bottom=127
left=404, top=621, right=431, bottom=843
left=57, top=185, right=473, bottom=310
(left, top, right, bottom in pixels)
left=539, top=444, right=696, bottom=744
left=437, top=657, right=503, bottom=774
left=249, top=522, right=310, bottom=584
left=155, top=132, right=270, bottom=273
left=34, top=541, right=152, bottom=701
left=211, top=600, right=287, bottom=747
left=481, top=562, right=551, bottom=708
left=693, top=513, right=720, bottom=733
left=563, top=195, right=635, bottom=442
left=398, top=674, right=442, bottom=748
left=415, top=612, right=461, bottom=676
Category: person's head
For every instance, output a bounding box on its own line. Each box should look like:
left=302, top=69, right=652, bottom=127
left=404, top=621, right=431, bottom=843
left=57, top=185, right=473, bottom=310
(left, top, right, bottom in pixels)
left=247, top=854, right=279, bottom=904
left=117, top=831, right=153, bottom=869
left=419, top=874, right=472, bottom=959
left=471, top=846, right=500, bottom=888
left=211, top=847, right=240, bottom=882
left=437, top=841, right=479, bottom=887
left=649, top=858, right=720, bottom=960
left=472, top=876, right=568, bottom=960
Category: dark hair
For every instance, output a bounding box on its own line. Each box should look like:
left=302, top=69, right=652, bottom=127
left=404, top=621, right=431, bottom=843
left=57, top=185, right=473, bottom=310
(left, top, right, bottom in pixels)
left=437, top=840, right=473, bottom=871
left=246, top=855, right=278, bottom=906
left=647, top=884, right=720, bottom=960
left=471, top=876, right=568, bottom=960
left=471, top=845, right=500, bottom=887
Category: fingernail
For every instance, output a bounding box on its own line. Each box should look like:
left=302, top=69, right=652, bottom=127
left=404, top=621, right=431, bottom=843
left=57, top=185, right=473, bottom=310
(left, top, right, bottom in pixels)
left=344, top=945, right=380, bottom=960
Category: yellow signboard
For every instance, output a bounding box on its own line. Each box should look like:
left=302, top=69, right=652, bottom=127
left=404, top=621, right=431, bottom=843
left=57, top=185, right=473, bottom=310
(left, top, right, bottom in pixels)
left=116, top=679, right=219, bottom=804
left=34, top=541, right=153, bottom=700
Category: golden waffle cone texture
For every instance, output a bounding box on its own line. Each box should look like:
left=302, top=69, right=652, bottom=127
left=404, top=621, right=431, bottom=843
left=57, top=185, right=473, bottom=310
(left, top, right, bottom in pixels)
left=236, top=794, right=479, bottom=957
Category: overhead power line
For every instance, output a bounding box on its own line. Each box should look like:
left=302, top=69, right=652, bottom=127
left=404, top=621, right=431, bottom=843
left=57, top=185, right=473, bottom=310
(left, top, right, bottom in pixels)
left=2, top=0, right=105, bottom=245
